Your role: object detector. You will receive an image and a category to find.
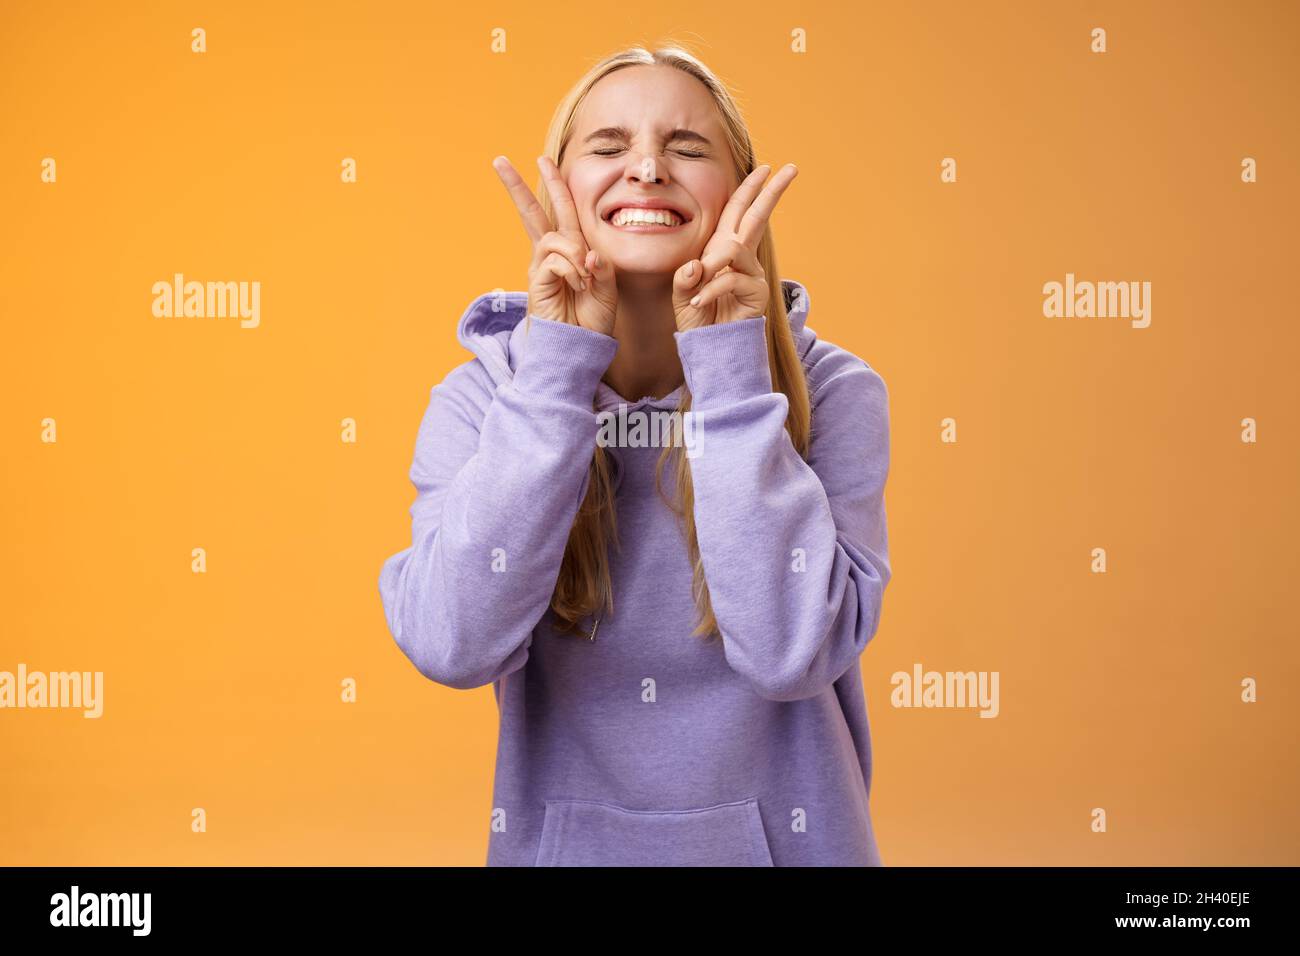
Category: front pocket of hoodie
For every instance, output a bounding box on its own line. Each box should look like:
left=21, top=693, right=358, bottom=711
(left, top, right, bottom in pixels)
left=533, top=796, right=775, bottom=866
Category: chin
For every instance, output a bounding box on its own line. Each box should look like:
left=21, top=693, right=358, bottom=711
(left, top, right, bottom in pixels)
left=604, top=247, right=689, bottom=277
left=609, top=259, right=681, bottom=279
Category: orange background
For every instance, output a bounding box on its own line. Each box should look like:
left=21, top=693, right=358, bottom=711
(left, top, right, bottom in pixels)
left=2, top=0, right=1297, bottom=865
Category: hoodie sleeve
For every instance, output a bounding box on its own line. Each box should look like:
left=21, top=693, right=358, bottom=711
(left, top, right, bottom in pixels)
left=673, top=314, right=891, bottom=702
left=378, top=315, right=618, bottom=690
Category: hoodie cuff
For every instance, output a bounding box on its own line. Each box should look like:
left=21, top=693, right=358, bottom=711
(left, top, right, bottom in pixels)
left=512, top=314, right=618, bottom=404
left=673, top=315, right=773, bottom=409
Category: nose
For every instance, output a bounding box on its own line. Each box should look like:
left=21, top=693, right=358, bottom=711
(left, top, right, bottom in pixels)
left=624, top=150, right=667, bottom=185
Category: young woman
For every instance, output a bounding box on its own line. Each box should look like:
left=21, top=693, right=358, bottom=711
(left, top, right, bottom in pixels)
left=378, top=44, right=892, bottom=866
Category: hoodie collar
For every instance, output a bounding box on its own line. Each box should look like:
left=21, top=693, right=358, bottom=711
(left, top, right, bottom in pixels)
left=456, top=278, right=813, bottom=411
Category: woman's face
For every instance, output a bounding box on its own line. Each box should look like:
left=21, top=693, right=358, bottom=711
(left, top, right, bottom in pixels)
left=559, top=64, right=737, bottom=278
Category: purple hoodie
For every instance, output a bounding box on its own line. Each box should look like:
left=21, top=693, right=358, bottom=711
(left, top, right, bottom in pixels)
left=378, top=279, right=892, bottom=866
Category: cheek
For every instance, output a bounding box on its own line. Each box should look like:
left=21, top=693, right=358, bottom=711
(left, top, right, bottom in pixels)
left=575, top=204, right=600, bottom=235
left=563, top=170, right=613, bottom=233
left=689, top=177, right=733, bottom=229
left=691, top=204, right=725, bottom=244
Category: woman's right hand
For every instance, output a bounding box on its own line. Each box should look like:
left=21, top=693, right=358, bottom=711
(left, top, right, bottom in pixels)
left=492, top=155, right=618, bottom=336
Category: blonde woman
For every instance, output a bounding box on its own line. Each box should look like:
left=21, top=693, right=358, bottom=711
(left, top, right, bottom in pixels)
left=379, top=44, right=892, bottom=866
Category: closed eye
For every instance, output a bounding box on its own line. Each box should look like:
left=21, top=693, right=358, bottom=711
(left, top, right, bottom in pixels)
left=592, top=147, right=708, bottom=158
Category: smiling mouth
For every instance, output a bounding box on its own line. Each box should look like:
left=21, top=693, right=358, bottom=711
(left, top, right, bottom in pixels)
left=603, top=207, right=690, bottom=230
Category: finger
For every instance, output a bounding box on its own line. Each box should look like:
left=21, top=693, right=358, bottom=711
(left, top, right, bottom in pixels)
left=736, top=163, right=797, bottom=251
left=716, top=243, right=761, bottom=279
left=493, top=155, right=552, bottom=244
left=698, top=238, right=746, bottom=284
left=716, top=163, right=772, bottom=237
left=689, top=246, right=762, bottom=307
left=536, top=155, right=583, bottom=237
left=689, top=270, right=759, bottom=310
left=585, top=248, right=615, bottom=291
left=672, top=258, right=706, bottom=303
left=539, top=250, right=585, bottom=293
left=532, top=232, right=592, bottom=279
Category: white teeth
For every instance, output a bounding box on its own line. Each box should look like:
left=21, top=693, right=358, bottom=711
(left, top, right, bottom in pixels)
left=611, top=207, right=682, bottom=227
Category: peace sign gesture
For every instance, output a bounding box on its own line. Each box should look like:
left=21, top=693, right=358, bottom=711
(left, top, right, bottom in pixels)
left=492, top=155, right=618, bottom=336
left=672, top=163, right=798, bottom=331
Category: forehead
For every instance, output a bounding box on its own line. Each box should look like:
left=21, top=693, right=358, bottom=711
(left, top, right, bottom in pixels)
left=572, top=65, right=723, bottom=137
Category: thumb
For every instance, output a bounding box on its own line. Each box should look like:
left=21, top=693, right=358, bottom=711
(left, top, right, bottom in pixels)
left=585, top=247, right=618, bottom=299
left=579, top=251, right=618, bottom=332
left=672, top=259, right=705, bottom=309
left=585, top=248, right=617, bottom=297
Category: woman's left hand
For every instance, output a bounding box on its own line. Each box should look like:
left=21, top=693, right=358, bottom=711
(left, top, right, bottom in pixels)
left=672, top=163, right=798, bottom=331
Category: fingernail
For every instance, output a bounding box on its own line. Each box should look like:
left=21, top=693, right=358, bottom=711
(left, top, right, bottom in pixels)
left=685, top=261, right=695, bottom=278
left=580, top=279, right=588, bottom=290
left=690, top=294, right=700, bottom=306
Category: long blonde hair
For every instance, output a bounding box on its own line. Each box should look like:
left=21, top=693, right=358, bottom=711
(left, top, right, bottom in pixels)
left=535, top=44, right=812, bottom=640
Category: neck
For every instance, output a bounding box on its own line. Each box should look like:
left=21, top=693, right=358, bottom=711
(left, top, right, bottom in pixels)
left=602, top=274, right=685, bottom=403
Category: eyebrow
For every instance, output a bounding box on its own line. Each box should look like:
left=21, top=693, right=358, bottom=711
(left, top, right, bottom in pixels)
left=582, top=126, right=712, bottom=147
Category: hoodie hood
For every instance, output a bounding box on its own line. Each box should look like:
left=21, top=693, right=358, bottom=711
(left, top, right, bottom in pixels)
left=455, top=278, right=814, bottom=413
